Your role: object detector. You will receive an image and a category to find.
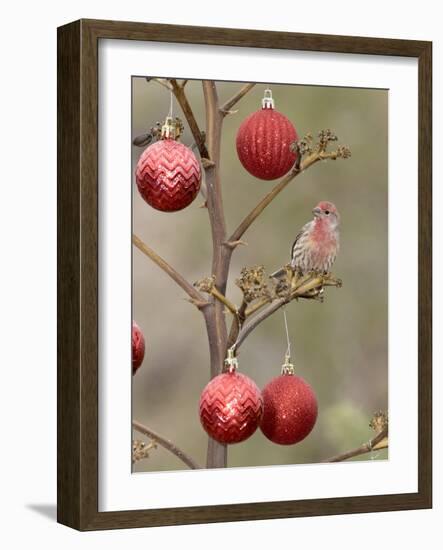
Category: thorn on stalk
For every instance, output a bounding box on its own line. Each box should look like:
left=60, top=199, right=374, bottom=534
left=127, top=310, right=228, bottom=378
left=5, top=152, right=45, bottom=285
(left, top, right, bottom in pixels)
left=194, top=276, right=239, bottom=316
left=220, top=108, right=239, bottom=116
left=224, top=239, right=248, bottom=249
left=187, top=297, right=211, bottom=310
left=201, top=158, right=216, bottom=169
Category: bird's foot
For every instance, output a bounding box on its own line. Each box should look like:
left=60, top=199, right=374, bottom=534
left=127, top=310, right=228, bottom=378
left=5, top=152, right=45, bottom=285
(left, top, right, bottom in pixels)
left=291, top=271, right=313, bottom=291
left=301, top=287, right=325, bottom=302
left=293, top=272, right=324, bottom=296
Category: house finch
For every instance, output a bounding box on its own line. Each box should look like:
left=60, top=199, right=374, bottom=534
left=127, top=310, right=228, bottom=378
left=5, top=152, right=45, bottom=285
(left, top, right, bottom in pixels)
left=272, top=201, right=340, bottom=278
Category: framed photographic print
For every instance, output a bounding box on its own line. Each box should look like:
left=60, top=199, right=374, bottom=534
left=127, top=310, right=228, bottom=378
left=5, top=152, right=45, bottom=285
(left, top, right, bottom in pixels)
left=57, top=19, right=432, bottom=530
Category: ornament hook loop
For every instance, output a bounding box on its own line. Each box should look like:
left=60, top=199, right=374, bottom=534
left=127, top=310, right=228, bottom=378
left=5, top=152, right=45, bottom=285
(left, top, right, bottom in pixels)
left=262, top=89, right=275, bottom=109
left=281, top=351, right=295, bottom=375
left=225, top=346, right=239, bottom=373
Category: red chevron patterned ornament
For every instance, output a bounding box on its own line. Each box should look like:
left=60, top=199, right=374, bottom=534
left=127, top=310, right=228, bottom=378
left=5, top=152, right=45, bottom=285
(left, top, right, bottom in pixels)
left=260, top=354, right=318, bottom=445
left=236, top=88, right=298, bottom=180
left=136, top=116, right=201, bottom=212
left=199, top=348, right=263, bottom=444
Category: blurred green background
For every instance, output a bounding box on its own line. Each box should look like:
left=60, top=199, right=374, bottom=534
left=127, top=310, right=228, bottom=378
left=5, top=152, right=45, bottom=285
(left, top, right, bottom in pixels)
left=132, top=78, right=388, bottom=472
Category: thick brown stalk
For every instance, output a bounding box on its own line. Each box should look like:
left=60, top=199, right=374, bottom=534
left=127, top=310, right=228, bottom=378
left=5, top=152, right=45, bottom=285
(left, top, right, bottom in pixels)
left=158, top=79, right=255, bottom=468
left=201, top=81, right=230, bottom=468
left=133, top=420, right=202, bottom=470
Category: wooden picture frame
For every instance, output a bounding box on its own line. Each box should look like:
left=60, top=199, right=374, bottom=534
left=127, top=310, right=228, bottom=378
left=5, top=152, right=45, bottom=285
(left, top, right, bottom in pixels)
left=57, top=19, right=432, bottom=530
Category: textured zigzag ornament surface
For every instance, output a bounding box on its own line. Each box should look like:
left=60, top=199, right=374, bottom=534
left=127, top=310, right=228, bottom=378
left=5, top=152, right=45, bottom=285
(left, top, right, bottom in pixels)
left=199, top=371, right=263, bottom=444
left=136, top=138, right=201, bottom=212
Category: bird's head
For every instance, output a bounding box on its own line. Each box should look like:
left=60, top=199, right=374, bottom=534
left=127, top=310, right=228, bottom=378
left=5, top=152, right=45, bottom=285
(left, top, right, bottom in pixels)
left=312, top=201, right=340, bottom=227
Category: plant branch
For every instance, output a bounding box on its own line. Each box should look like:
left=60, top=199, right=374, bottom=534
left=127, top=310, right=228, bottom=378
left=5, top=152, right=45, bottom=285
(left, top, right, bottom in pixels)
left=133, top=420, right=203, bottom=470
left=220, top=83, right=256, bottom=115
left=234, top=273, right=341, bottom=350
left=322, top=426, right=388, bottom=463
left=170, top=79, right=209, bottom=159
left=200, top=80, right=232, bottom=469
left=227, top=299, right=248, bottom=349
left=150, top=77, right=173, bottom=91
left=195, top=276, right=238, bottom=317
left=133, top=234, right=209, bottom=307
left=132, top=439, right=157, bottom=463
left=235, top=297, right=287, bottom=350
left=228, top=144, right=350, bottom=245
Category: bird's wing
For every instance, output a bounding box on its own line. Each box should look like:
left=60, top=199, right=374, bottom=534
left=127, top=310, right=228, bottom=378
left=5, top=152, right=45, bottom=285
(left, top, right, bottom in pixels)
left=290, top=221, right=312, bottom=259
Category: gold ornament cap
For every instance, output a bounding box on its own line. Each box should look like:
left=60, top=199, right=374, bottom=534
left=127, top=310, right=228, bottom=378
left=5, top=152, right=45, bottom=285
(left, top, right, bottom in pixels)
left=281, top=351, right=295, bottom=375
left=224, top=347, right=239, bottom=373
left=160, top=116, right=184, bottom=140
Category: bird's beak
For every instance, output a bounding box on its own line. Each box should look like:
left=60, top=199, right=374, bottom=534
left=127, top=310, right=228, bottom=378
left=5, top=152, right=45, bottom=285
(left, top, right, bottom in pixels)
left=312, top=207, right=321, bottom=217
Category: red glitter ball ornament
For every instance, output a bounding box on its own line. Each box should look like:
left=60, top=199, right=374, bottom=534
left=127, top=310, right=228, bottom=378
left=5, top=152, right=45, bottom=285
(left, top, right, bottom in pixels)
left=260, top=373, right=318, bottom=445
left=236, top=89, right=298, bottom=180
left=132, top=321, right=145, bottom=375
left=199, top=370, right=263, bottom=444
left=135, top=119, right=201, bottom=212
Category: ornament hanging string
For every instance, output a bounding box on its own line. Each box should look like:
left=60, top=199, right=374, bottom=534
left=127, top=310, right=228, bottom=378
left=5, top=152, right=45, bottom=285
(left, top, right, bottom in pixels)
left=168, top=88, right=174, bottom=118
left=225, top=307, right=294, bottom=374
left=283, top=307, right=291, bottom=360
left=282, top=308, right=295, bottom=375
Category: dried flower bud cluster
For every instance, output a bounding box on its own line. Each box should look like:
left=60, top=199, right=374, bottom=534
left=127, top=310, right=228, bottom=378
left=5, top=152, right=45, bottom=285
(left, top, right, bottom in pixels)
left=370, top=411, right=389, bottom=434
left=317, top=128, right=338, bottom=151
left=336, top=145, right=352, bottom=159
left=289, top=130, right=351, bottom=169
left=290, top=133, right=314, bottom=156
left=194, top=275, right=216, bottom=293
left=132, top=439, right=157, bottom=463
left=236, top=266, right=272, bottom=303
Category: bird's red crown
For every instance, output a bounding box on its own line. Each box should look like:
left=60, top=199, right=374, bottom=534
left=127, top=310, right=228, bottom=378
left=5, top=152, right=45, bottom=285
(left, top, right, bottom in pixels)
left=316, top=201, right=337, bottom=214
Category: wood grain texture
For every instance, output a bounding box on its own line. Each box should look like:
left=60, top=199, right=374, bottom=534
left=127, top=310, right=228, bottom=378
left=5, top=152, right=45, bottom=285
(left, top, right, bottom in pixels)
left=81, top=18, right=429, bottom=56
left=57, top=20, right=81, bottom=528
left=417, top=41, right=432, bottom=507
left=57, top=19, right=432, bottom=531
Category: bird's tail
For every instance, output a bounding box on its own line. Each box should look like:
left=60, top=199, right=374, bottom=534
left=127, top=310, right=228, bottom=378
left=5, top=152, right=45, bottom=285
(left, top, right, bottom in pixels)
left=270, top=267, right=288, bottom=279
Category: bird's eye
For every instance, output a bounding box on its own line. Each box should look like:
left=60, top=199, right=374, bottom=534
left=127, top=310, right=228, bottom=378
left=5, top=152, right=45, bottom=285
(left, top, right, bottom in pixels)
left=325, top=210, right=330, bottom=215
